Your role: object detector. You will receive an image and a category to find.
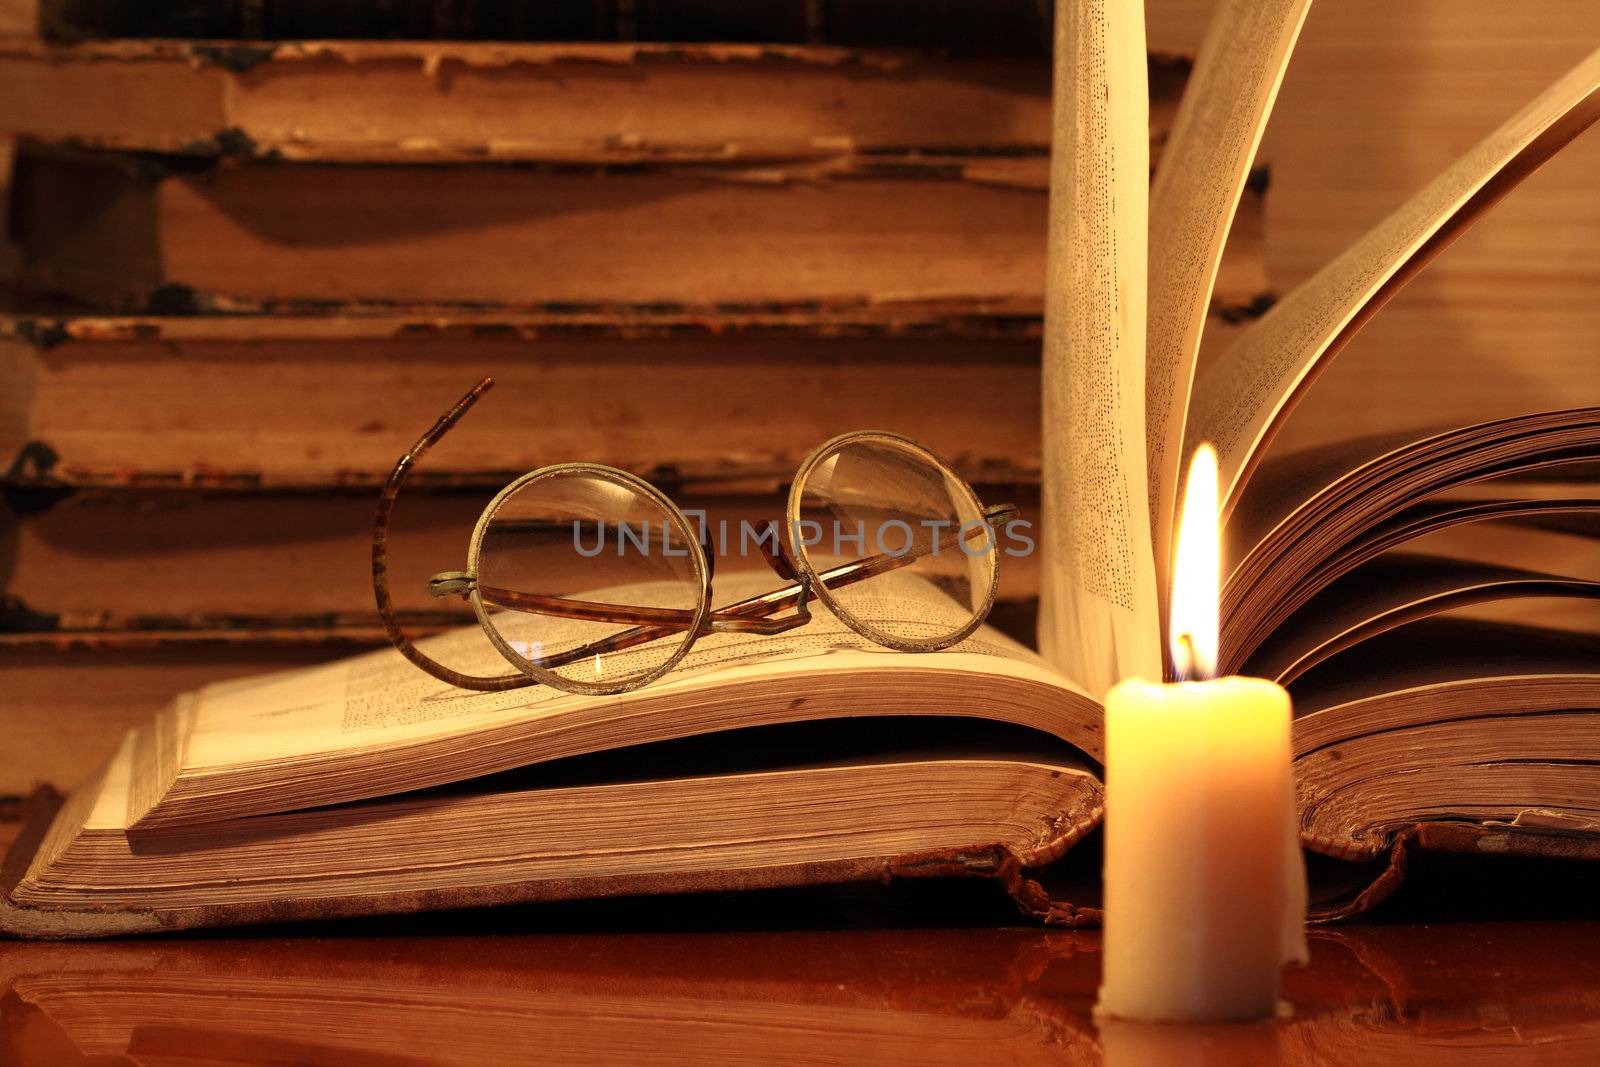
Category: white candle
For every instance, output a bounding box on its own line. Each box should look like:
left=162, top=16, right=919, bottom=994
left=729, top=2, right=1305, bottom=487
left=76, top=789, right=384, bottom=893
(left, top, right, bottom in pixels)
left=1096, top=444, right=1307, bottom=1022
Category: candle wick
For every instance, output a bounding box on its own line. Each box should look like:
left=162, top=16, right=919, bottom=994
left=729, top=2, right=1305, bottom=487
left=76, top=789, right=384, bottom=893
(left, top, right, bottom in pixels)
left=1177, top=632, right=1199, bottom=683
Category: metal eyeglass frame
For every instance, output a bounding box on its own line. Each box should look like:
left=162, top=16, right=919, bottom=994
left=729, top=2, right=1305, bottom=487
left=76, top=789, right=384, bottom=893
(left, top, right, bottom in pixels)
left=372, top=378, right=1019, bottom=696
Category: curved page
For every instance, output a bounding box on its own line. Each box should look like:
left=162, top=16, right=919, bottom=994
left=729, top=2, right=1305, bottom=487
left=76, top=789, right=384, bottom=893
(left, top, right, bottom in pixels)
left=1188, top=48, right=1600, bottom=511
left=1145, top=0, right=1312, bottom=590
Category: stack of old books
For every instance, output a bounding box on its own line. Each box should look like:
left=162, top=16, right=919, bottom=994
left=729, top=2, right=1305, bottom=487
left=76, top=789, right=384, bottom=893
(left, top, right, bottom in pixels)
left=0, top=0, right=1271, bottom=795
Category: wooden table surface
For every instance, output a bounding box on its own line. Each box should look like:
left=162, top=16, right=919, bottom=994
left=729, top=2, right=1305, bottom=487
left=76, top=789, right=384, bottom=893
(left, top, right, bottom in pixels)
left=5, top=814, right=1599, bottom=1064
left=3, top=919, right=1597, bottom=1065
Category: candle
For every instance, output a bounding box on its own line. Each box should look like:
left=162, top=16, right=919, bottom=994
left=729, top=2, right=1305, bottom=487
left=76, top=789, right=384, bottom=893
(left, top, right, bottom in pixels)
left=1096, top=444, right=1307, bottom=1022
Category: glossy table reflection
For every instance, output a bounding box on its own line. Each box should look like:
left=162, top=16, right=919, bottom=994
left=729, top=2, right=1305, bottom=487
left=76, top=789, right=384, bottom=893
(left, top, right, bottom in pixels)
left=4, top=920, right=1599, bottom=1065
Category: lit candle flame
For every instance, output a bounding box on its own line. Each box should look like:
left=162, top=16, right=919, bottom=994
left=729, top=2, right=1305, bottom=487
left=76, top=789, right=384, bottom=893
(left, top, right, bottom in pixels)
left=594, top=653, right=603, bottom=678
left=1170, top=443, right=1220, bottom=682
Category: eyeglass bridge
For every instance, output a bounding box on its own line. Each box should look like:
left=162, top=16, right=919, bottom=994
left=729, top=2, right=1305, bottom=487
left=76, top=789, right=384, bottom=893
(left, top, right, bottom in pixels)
left=428, top=571, right=476, bottom=599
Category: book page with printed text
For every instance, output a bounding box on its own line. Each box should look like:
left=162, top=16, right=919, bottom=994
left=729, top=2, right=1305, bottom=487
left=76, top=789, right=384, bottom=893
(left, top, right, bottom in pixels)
left=1038, top=0, right=1161, bottom=696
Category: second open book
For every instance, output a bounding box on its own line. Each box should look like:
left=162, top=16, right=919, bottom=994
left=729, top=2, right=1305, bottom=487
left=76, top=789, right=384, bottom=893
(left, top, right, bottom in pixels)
left=5, top=1, right=1599, bottom=936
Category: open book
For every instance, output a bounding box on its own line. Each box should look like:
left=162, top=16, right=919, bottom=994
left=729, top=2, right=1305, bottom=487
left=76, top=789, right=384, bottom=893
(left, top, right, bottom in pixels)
left=5, top=2, right=1599, bottom=937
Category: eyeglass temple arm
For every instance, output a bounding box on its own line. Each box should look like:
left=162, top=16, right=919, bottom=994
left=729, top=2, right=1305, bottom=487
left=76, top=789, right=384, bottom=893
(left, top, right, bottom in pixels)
left=464, top=529, right=812, bottom=666
left=489, top=585, right=816, bottom=672
left=472, top=502, right=1017, bottom=643
left=373, top=377, right=537, bottom=693
left=476, top=576, right=813, bottom=635
left=479, top=582, right=815, bottom=673
left=425, top=485, right=815, bottom=676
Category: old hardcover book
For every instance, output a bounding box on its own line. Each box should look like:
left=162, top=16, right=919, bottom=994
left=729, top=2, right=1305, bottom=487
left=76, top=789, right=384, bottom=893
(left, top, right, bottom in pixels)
left=0, top=40, right=1187, bottom=163
left=7, top=147, right=1263, bottom=314
left=0, top=308, right=1113, bottom=492
left=4, top=2, right=1600, bottom=937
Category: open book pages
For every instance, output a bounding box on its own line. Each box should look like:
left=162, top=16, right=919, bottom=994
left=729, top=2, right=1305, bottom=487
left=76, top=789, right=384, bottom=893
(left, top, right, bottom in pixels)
left=1189, top=49, right=1600, bottom=514
left=1291, top=618, right=1600, bottom=859
left=1020, top=0, right=1599, bottom=899
left=127, top=570, right=1102, bottom=829
left=1144, top=0, right=1313, bottom=592
left=1222, top=408, right=1600, bottom=672
left=1036, top=0, right=1597, bottom=698
left=1036, top=0, right=1161, bottom=699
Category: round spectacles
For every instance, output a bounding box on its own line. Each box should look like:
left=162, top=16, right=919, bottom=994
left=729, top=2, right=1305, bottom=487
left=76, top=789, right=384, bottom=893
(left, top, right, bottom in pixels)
left=373, top=379, right=1019, bottom=696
